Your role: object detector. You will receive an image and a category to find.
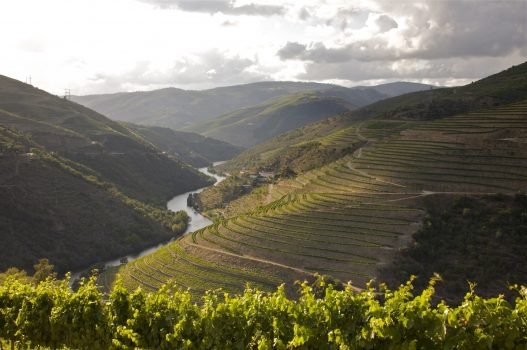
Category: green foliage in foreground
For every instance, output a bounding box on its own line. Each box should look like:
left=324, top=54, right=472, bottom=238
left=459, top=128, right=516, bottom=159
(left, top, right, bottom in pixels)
left=1, top=277, right=527, bottom=349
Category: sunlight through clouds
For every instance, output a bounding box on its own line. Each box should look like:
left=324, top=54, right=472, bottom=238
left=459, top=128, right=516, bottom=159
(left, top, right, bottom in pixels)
left=0, top=0, right=525, bottom=94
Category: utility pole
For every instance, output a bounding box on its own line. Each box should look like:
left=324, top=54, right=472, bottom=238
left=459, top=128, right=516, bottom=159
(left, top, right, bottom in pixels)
left=26, top=76, right=32, bottom=85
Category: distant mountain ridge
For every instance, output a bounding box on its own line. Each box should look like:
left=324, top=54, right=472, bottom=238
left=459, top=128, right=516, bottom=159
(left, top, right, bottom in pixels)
left=184, top=91, right=354, bottom=147
left=71, top=81, right=436, bottom=130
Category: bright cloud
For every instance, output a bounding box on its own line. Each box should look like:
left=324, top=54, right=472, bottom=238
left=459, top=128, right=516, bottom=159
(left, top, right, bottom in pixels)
left=0, top=0, right=525, bottom=95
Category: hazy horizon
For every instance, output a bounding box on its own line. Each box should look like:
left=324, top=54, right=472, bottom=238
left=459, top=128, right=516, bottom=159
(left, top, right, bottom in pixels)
left=63, top=79, right=445, bottom=97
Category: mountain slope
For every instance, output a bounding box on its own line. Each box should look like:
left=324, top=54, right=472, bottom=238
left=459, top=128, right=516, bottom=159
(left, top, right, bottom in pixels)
left=0, top=125, right=187, bottom=273
left=356, top=61, right=527, bottom=121
left=221, top=62, right=527, bottom=175
left=185, top=92, right=354, bottom=147
left=71, top=82, right=343, bottom=129
left=0, top=74, right=212, bottom=205
left=124, top=123, right=243, bottom=167
left=71, top=81, right=434, bottom=130
left=0, top=75, right=218, bottom=273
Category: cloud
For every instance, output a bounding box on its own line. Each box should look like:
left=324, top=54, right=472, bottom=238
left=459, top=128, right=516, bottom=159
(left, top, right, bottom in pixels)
left=298, top=7, right=310, bottom=21
left=84, top=50, right=269, bottom=92
left=297, top=53, right=526, bottom=86
left=375, top=14, right=397, bottom=32
left=277, top=39, right=396, bottom=63
left=221, top=20, right=237, bottom=26
left=277, top=42, right=307, bottom=60
left=138, top=0, right=285, bottom=16
left=3, top=0, right=525, bottom=95
left=278, top=1, right=526, bottom=63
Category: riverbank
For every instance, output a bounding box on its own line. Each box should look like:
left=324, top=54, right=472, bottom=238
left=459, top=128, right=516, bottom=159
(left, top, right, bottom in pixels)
left=69, top=161, right=227, bottom=286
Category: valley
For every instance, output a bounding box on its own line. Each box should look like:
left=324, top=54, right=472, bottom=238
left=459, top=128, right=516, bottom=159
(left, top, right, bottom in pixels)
left=100, top=162, right=227, bottom=271
left=2, top=62, right=526, bottom=301
left=2, top=1, right=527, bottom=347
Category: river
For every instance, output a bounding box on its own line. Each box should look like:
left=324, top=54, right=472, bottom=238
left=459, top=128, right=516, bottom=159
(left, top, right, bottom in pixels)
left=102, top=161, right=226, bottom=269
left=69, top=161, right=226, bottom=285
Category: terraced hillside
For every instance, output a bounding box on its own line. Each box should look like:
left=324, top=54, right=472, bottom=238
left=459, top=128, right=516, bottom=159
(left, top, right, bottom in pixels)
left=115, top=98, right=527, bottom=297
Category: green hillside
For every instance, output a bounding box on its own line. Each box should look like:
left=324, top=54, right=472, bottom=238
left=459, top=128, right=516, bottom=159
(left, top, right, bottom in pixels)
left=218, top=113, right=360, bottom=175
left=72, top=82, right=342, bottom=128
left=0, top=74, right=212, bottom=205
left=124, top=123, right=243, bottom=167
left=185, top=92, right=354, bottom=147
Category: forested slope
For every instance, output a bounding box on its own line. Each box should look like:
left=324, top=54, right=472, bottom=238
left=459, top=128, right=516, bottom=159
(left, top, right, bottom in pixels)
left=0, top=74, right=212, bottom=205
left=0, top=75, right=213, bottom=273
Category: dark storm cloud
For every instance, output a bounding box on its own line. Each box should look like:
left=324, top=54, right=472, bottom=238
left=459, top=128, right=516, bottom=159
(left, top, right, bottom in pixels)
left=138, top=0, right=285, bottom=16
left=278, top=1, right=526, bottom=63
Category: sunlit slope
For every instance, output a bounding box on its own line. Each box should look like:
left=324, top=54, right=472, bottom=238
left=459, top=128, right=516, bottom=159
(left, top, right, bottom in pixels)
left=116, top=99, right=527, bottom=295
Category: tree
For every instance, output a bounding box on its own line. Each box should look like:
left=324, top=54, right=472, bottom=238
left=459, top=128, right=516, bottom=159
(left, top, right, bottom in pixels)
left=33, top=258, right=57, bottom=284
left=0, top=267, right=29, bottom=283
left=280, top=166, right=296, bottom=179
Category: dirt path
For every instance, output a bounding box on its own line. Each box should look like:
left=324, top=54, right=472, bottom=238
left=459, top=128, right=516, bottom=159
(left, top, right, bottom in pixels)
left=265, top=183, right=274, bottom=204
left=189, top=242, right=312, bottom=276
left=345, top=159, right=407, bottom=188
left=346, top=128, right=407, bottom=188
left=355, top=123, right=368, bottom=142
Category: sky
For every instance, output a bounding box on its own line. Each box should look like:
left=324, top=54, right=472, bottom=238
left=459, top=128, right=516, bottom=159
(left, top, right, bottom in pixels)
left=0, top=0, right=526, bottom=95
